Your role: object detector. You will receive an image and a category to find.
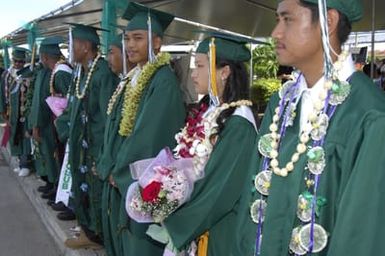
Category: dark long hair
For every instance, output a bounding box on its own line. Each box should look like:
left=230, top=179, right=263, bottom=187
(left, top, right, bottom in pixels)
left=200, top=57, right=250, bottom=134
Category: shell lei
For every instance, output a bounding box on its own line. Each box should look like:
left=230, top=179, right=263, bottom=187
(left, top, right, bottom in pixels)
left=49, top=59, right=67, bottom=96
left=118, top=52, right=171, bottom=137
left=253, top=51, right=351, bottom=255
left=174, top=100, right=253, bottom=178
left=75, top=53, right=101, bottom=99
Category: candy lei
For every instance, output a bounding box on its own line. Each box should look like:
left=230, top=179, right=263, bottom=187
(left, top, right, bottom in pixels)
left=49, top=59, right=67, bottom=96
left=118, top=52, right=171, bottom=136
left=252, top=51, right=351, bottom=255
left=174, top=100, right=252, bottom=177
left=75, top=53, right=101, bottom=99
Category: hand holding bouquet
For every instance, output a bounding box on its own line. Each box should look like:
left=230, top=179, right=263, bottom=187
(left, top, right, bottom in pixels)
left=126, top=147, right=198, bottom=223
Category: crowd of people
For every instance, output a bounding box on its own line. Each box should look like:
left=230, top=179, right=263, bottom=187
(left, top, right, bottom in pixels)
left=1, top=0, right=385, bottom=256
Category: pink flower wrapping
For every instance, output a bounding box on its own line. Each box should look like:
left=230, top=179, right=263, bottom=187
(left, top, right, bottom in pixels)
left=45, top=96, right=68, bottom=117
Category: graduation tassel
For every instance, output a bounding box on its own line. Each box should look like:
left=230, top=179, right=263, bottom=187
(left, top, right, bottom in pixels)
left=147, top=12, right=156, bottom=64
left=208, top=38, right=220, bottom=106
left=318, top=0, right=333, bottom=79
left=122, top=32, right=127, bottom=76
left=197, top=231, right=209, bottom=256
left=69, top=27, right=74, bottom=65
left=30, top=43, right=36, bottom=71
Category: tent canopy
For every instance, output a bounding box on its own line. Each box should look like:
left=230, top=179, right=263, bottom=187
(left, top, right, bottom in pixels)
left=2, top=0, right=385, bottom=46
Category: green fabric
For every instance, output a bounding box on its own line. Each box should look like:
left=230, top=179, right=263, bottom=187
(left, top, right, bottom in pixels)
left=110, top=34, right=123, bottom=49
left=39, top=36, right=64, bottom=56
left=163, top=115, right=257, bottom=255
left=0, top=68, right=14, bottom=114
left=196, top=36, right=251, bottom=62
left=96, top=77, right=126, bottom=256
left=247, top=71, right=385, bottom=255
left=56, top=58, right=119, bottom=233
left=12, top=47, right=28, bottom=60
left=103, top=65, right=185, bottom=256
left=101, top=183, right=123, bottom=256
left=303, top=0, right=363, bottom=22
left=68, top=23, right=107, bottom=45
left=8, top=75, right=31, bottom=156
left=123, top=2, right=174, bottom=37
left=29, top=67, right=71, bottom=182
left=55, top=105, right=71, bottom=143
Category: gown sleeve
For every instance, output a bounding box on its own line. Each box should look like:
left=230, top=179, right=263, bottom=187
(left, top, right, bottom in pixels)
left=327, top=111, right=385, bottom=255
left=163, top=115, right=257, bottom=250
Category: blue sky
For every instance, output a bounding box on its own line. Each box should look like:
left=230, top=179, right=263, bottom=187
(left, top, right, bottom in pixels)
left=0, top=0, right=70, bottom=37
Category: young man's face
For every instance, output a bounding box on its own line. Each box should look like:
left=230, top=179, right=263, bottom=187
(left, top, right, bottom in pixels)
left=125, top=30, right=149, bottom=65
left=73, top=38, right=88, bottom=63
left=108, top=45, right=123, bottom=75
left=124, top=30, right=162, bottom=66
left=12, top=59, right=25, bottom=70
left=271, top=0, right=323, bottom=69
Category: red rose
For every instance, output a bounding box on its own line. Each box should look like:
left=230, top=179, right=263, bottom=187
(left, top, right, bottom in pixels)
left=141, top=181, right=162, bottom=202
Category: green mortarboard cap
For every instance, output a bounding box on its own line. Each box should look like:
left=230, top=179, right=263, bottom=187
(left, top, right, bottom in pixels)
left=122, top=2, right=174, bottom=37
left=67, top=23, right=109, bottom=45
left=302, top=0, right=363, bottom=22
left=196, top=32, right=262, bottom=62
left=12, top=47, right=29, bottom=61
left=39, top=36, right=64, bottom=56
left=110, top=34, right=123, bottom=49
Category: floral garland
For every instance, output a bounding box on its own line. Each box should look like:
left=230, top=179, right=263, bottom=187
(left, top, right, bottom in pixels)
left=49, top=59, right=67, bottom=96
left=118, top=52, right=171, bottom=136
left=174, top=100, right=252, bottom=176
left=106, top=68, right=137, bottom=115
left=75, top=53, right=101, bottom=99
left=252, top=51, right=351, bottom=255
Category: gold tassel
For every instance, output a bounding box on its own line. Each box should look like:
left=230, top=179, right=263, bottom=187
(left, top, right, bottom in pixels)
left=209, top=38, right=218, bottom=98
left=197, top=231, right=209, bottom=256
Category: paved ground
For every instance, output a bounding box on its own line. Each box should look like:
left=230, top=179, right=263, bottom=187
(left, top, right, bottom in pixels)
left=0, top=155, right=60, bottom=256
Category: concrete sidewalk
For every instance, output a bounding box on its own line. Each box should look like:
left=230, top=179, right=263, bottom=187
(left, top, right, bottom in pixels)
left=0, top=129, right=106, bottom=256
left=0, top=156, right=59, bottom=256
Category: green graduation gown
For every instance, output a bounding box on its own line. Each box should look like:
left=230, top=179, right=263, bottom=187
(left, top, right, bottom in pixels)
left=0, top=68, right=14, bottom=115
left=29, top=67, right=71, bottom=183
left=56, top=58, right=118, bottom=235
left=8, top=74, right=31, bottom=157
left=163, top=112, right=257, bottom=256
left=248, top=71, right=385, bottom=256
left=105, top=65, right=185, bottom=256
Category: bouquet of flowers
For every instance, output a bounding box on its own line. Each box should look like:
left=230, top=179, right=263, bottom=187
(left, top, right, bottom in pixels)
left=126, top=147, right=197, bottom=223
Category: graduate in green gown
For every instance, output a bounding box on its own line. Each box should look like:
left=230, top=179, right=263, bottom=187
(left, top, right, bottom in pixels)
left=134, top=33, right=258, bottom=256
left=97, top=34, right=127, bottom=256
left=3, top=48, right=34, bottom=176
left=247, top=0, right=385, bottom=255
left=96, top=2, right=185, bottom=255
left=30, top=36, right=72, bottom=191
left=55, top=23, right=119, bottom=249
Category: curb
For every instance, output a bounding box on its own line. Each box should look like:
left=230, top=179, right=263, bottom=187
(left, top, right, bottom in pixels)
left=0, top=128, right=105, bottom=256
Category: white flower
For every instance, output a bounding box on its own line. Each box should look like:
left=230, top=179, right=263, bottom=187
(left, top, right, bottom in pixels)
left=196, top=143, right=208, bottom=157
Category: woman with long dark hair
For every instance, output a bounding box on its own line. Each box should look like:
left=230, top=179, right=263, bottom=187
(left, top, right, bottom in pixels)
left=125, top=33, right=258, bottom=256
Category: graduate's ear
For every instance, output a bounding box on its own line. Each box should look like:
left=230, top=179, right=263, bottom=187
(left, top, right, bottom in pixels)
left=152, top=35, right=162, bottom=53
left=327, top=9, right=340, bottom=41
left=219, top=65, right=231, bottom=81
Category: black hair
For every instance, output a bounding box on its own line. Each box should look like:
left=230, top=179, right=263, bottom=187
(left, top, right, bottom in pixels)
left=199, top=57, right=250, bottom=135
left=363, top=62, right=378, bottom=77
left=91, top=42, right=99, bottom=53
left=299, top=0, right=352, bottom=45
